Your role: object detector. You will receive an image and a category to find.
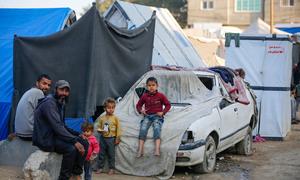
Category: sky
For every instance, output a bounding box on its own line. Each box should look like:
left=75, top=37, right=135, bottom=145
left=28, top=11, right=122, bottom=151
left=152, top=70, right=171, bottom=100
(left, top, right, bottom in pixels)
left=0, top=0, right=95, bottom=17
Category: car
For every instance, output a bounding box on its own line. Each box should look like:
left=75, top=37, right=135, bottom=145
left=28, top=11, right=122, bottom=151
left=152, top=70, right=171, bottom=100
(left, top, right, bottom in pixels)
left=114, top=67, right=257, bottom=175
left=176, top=68, right=257, bottom=173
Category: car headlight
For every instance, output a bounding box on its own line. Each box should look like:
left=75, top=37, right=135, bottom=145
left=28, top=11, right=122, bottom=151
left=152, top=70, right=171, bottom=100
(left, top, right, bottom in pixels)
left=181, top=130, right=194, bottom=144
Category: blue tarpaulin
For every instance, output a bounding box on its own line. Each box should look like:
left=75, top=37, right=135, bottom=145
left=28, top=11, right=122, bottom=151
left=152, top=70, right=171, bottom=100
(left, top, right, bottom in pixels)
left=278, top=27, right=300, bottom=34
left=0, top=8, right=72, bottom=140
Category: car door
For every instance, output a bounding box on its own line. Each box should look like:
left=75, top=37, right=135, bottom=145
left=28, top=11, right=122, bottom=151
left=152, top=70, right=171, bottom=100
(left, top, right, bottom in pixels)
left=217, top=83, right=239, bottom=150
left=218, top=98, right=239, bottom=148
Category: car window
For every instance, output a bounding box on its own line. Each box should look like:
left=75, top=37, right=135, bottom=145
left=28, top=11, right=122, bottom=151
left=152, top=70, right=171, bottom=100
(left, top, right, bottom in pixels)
left=198, top=76, right=214, bottom=90
left=219, top=81, right=230, bottom=98
left=135, top=87, right=146, bottom=98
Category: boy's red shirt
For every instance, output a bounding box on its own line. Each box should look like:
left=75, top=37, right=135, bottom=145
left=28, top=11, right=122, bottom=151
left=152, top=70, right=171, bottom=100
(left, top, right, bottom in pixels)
left=136, top=91, right=171, bottom=115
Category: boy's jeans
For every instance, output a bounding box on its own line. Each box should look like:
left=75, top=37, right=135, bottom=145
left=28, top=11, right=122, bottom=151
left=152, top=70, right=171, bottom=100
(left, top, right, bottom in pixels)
left=98, top=136, right=116, bottom=169
left=139, top=114, right=164, bottom=140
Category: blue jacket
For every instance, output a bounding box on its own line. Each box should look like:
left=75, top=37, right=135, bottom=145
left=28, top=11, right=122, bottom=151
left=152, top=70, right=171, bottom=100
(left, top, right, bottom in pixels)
left=33, top=95, right=79, bottom=152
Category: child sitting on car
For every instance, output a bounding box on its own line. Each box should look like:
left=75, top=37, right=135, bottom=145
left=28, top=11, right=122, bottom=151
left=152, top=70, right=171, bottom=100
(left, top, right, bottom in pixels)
left=136, top=77, right=171, bottom=157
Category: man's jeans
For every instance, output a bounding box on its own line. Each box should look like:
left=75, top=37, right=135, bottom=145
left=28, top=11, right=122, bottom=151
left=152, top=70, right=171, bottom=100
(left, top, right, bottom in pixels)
left=139, top=114, right=164, bottom=141
left=98, top=136, right=116, bottom=169
left=55, top=137, right=89, bottom=180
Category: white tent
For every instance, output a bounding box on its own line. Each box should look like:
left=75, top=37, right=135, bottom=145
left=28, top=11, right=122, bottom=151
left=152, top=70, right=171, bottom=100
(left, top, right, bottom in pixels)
left=226, top=33, right=292, bottom=139
left=243, top=18, right=290, bottom=35
left=104, top=1, right=205, bottom=68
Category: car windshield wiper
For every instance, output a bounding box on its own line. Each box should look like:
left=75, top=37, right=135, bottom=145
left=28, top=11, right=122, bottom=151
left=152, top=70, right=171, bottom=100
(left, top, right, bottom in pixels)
left=171, top=103, right=191, bottom=106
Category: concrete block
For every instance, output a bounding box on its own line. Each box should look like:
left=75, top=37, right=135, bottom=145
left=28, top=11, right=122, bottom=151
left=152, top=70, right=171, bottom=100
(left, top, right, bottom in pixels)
left=0, top=137, right=38, bottom=167
left=23, top=150, right=62, bottom=180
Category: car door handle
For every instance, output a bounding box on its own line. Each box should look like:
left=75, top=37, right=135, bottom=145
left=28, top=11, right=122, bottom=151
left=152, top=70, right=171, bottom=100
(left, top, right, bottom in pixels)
left=234, top=108, right=238, bottom=112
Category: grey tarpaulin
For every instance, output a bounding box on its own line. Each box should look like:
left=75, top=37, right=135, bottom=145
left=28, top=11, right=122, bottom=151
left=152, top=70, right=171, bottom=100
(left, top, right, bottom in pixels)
left=13, top=5, right=156, bottom=118
left=112, top=70, right=220, bottom=178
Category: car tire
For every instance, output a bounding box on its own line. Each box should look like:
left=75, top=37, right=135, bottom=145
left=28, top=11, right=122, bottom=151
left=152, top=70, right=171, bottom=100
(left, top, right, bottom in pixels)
left=193, top=135, right=216, bottom=173
left=235, top=126, right=253, bottom=156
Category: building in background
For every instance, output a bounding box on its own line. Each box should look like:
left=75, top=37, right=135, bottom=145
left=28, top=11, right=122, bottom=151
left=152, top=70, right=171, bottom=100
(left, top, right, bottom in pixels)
left=188, top=0, right=300, bottom=29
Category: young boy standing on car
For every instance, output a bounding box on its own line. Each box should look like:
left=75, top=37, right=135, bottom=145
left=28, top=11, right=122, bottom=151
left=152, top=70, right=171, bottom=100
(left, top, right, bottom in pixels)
left=136, top=77, right=171, bottom=157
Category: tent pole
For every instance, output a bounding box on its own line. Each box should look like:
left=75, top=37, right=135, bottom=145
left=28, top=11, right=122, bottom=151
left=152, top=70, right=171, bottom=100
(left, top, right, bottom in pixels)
left=270, top=0, right=274, bottom=34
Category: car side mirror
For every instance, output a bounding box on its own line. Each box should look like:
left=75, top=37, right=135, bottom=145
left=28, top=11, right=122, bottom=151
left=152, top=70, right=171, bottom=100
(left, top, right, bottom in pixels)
left=135, top=87, right=146, bottom=98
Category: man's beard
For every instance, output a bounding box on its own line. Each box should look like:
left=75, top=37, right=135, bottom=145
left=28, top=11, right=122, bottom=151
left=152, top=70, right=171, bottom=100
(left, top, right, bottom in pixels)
left=43, top=89, right=49, bottom=95
left=54, top=93, right=69, bottom=104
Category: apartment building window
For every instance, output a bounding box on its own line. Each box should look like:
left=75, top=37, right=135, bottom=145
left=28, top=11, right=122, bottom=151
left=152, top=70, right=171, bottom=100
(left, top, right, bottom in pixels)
left=281, top=0, right=294, bottom=7
left=202, top=0, right=214, bottom=10
left=235, top=0, right=261, bottom=12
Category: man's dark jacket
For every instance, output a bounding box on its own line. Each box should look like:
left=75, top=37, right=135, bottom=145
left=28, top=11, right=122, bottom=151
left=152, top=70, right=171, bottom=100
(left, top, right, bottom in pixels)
left=33, top=95, right=80, bottom=151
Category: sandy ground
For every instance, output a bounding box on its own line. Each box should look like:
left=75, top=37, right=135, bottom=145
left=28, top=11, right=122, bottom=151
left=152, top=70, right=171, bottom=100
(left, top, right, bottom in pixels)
left=1, top=124, right=300, bottom=180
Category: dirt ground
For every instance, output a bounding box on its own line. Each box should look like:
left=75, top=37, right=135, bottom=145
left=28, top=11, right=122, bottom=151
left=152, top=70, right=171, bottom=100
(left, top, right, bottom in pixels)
left=1, top=124, right=300, bottom=180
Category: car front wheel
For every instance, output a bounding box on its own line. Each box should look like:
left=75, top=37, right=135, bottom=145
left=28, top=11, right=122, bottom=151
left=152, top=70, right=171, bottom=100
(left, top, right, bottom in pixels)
left=193, top=135, right=216, bottom=173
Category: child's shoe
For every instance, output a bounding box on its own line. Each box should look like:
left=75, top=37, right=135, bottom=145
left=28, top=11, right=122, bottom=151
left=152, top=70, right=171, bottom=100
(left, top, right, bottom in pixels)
left=108, top=169, right=114, bottom=175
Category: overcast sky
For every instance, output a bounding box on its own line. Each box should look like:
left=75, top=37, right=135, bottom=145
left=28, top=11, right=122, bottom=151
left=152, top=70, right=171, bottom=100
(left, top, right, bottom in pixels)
left=0, top=0, right=95, bottom=17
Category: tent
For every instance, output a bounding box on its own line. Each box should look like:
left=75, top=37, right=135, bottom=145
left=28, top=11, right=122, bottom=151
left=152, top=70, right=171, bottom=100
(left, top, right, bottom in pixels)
left=243, top=18, right=290, bottom=35
left=225, top=33, right=292, bottom=139
left=276, top=24, right=300, bottom=34
left=13, top=5, right=155, bottom=124
left=104, top=0, right=205, bottom=68
left=0, top=8, right=73, bottom=140
left=182, top=31, right=225, bottom=66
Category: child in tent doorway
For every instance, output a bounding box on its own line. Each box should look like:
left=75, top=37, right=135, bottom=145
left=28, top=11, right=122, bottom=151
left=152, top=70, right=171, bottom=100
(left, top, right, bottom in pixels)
left=95, top=98, right=121, bottom=175
left=81, top=122, right=100, bottom=180
left=136, top=77, right=171, bottom=157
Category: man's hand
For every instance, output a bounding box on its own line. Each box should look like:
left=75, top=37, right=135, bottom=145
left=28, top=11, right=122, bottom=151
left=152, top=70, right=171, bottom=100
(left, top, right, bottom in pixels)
left=74, top=142, right=85, bottom=156
left=156, top=112, right=164, bottom=117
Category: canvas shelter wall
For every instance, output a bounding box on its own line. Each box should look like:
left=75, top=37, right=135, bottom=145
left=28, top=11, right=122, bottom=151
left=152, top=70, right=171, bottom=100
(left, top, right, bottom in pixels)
left=0, top=8, right=72, bottom=140
left=226, top=35, right=292, bottom=138
left=105, top=1, right=205, bottom=68
left=13, top=5, right=155, bottom=120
